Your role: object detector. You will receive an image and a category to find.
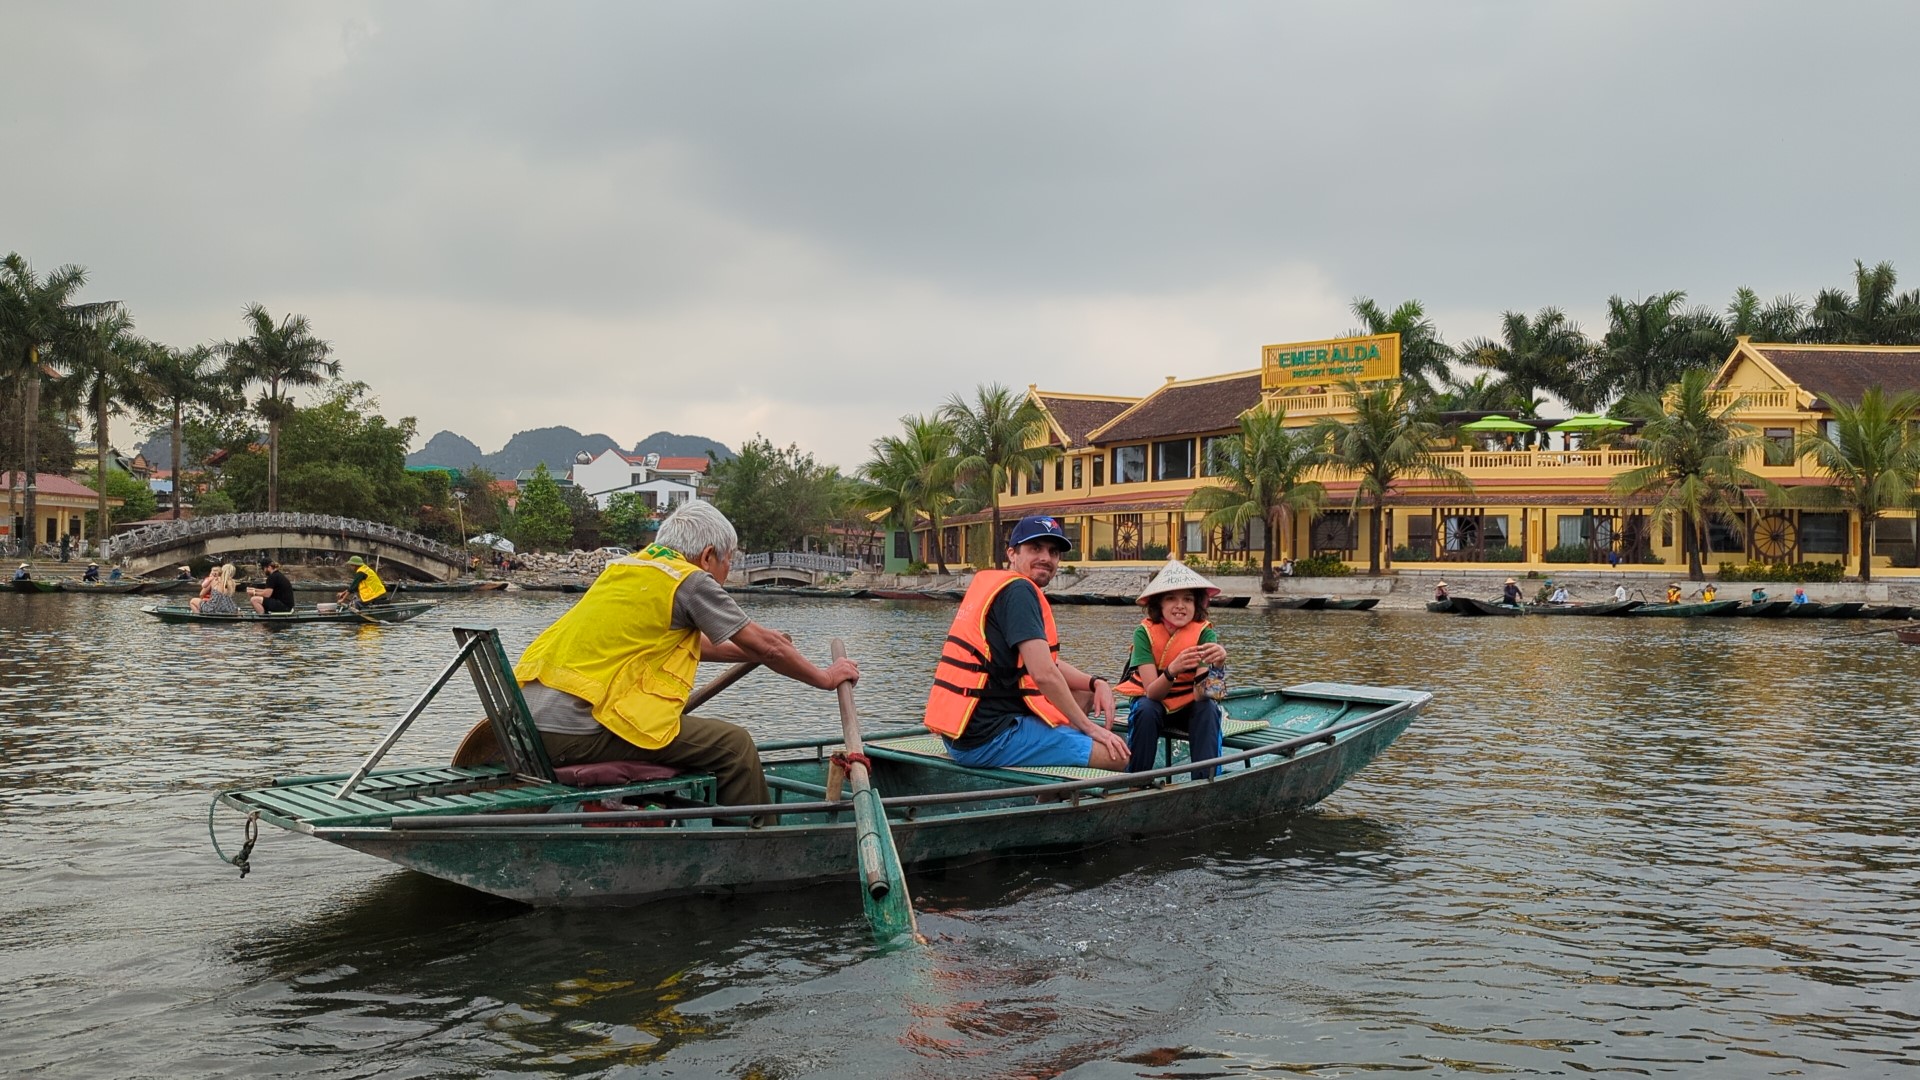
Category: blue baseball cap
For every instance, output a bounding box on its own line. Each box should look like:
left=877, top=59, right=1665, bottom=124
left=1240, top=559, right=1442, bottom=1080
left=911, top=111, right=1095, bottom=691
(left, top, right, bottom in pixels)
left=1007, top=515, right=1072, bottom=552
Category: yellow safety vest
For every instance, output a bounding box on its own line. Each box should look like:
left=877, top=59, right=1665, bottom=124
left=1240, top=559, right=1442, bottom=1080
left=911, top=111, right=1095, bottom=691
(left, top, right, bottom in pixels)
left=354, top=566, right=389, bottom=603
left=513, top=554, right=703, bottom=750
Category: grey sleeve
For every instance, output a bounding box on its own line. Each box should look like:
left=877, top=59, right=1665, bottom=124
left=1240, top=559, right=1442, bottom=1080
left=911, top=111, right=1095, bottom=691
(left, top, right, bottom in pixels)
left=671, top=571, right=751, bottom=644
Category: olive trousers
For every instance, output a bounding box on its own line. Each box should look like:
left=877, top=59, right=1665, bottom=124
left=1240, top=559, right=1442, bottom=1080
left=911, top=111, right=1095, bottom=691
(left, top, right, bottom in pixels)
left=538, top=713, right=769, bottom=807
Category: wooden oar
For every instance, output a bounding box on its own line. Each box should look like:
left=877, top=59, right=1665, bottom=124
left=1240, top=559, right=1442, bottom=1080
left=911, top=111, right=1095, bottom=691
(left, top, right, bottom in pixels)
left=829, top=637, right=919, bottom=943
left=450, top=660, right=761, bottom=767
left=1828, top=620, right=1920, bottom=640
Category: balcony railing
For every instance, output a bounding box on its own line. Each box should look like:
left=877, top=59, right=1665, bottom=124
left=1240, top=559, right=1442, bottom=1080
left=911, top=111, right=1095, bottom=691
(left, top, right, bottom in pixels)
left=1704, top=388, right=1798, bottom=411
left=1427, top=448, right=1647, bottom=471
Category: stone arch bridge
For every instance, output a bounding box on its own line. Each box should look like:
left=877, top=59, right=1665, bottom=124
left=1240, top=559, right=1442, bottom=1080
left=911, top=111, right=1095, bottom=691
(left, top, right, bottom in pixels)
left=101, top=513, right=468, bottom=580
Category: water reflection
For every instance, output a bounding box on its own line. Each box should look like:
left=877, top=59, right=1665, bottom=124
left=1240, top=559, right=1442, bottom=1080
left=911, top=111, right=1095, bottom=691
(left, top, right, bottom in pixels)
left=3, top=592, right=1918, bottom=1077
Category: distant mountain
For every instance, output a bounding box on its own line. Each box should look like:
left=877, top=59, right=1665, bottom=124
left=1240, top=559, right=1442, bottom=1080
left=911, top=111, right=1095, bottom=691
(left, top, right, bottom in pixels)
left=408, top=431, right=484, bottom=471
left=631, top=431, right=735, bottom=462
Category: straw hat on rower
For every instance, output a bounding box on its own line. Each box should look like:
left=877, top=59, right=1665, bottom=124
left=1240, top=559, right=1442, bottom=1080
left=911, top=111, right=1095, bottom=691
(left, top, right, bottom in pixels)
left=1138, top=559, right=1222, bottom=603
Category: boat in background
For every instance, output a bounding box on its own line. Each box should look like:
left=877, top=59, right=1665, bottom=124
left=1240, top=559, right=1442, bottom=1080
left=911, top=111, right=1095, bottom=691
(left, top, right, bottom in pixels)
left=1629, top=600, right=1742, bottom=617
left=1524, top=600, right=1641, bottom=616
left=58, top=580, right=144, bottom=594
left=1448, top=596, right=1524, bottom=617
left=143, top=600, right=437, bottom=626
left=9, top=578, right=59, bottom=594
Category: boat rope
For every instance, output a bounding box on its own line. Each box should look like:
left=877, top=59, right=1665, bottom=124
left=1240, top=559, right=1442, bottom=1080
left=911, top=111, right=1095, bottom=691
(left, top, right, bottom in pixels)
left=830, top=751, right=873, bottom=774
left=207, top=798, right=260, bottom=878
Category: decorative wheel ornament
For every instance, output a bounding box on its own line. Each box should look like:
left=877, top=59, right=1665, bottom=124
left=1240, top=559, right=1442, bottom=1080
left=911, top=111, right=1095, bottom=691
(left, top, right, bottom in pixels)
left=1115, top=518, right=1141, bottom=559
left=1752, top=513, right=1794, bottom=561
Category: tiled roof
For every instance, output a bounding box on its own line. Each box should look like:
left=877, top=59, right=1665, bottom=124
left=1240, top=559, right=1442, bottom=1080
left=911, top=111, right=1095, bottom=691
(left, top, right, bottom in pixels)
left=653, top=456, right=710, bottom=473
left=1035, top=394, right=1136, bottom=448
left=1092, top=372, right=1264, bottom=444
left=0, top=472, right=102, bottom=499
left=1751, top=345, right=1920, bottom=406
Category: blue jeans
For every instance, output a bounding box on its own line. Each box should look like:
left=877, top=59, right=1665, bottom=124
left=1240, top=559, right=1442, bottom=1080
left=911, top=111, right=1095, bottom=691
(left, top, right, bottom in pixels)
left=1126, top=696, right=1223, bottom=779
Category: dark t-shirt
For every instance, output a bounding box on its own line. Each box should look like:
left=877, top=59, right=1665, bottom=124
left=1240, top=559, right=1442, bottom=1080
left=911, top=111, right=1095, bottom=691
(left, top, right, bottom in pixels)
left=953, top=577, right=1050, bottom=750
left=263, top=570, right=295, bottom=612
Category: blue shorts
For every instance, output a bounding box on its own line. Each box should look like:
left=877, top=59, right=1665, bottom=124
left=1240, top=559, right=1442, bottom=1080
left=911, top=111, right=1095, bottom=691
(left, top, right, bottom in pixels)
left=945, top=715, right=1093, bottom=768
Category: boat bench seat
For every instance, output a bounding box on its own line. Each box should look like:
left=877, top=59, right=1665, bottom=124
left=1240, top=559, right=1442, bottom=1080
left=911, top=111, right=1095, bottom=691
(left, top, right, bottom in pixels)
left=229, top=763, right=717, bottom=829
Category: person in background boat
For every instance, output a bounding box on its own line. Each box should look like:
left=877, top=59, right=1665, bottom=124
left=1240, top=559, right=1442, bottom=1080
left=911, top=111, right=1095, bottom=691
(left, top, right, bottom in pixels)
left=249, top=559, right=297, bottom=614
left=1548, top=582, right=1571, bottom=604
left=1116, top=561, right=1228, bottom=780
left=513, top=500, right=859, bottom=809
left=12, top=562, right=28, bottom=581
left=81, top=562, right=99, bottom=583
left=175, top=565, right=193, bottom=580
left=1750, top=587, right=1769, bottom=604
left=1434, top=581, right=1450, bottom=602
left=924, top=515, right=1130, bottom=772
left=1666, top=582, right=1683, bottom=604
left=1501, top=577, right=1521, bottom=606
left=1791, top=585, right=1810, bottom=606
left=338, top=555, right=390, bottom=609
left=191, top=562, right=240, bottom=615
left=1613, top=582, right=1629, bottom=602
left=1533, top=578, right=1557, bottom=604
left=1696, top=583, right=1718, bottom=602
left=107, top=566, right=122, bottom=582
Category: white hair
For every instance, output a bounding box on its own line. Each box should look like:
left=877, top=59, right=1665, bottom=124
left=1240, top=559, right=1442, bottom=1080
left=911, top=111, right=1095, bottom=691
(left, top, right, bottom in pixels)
left=655, top=500, right=738, bottom=560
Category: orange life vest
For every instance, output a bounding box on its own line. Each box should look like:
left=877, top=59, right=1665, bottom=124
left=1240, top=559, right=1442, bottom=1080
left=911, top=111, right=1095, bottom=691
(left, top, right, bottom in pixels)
left=1114, top=619, right=1209, bottom=711
left=924, top=570, right=1072, bottom=738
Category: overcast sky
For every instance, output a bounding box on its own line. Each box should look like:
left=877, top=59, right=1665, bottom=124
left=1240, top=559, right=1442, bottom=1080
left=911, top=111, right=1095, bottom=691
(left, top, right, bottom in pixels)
left=7, top=2, right=1917, bottom=468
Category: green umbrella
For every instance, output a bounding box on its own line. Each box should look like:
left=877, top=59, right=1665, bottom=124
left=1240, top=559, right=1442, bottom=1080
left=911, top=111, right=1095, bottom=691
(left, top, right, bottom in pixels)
left=1459, top=416, right=1536, bottom=432
left=1550, top=413, right=1630, bottom=431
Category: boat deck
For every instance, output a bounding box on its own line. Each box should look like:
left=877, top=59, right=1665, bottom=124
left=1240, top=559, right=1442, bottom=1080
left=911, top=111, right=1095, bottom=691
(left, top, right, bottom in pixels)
left=226, top=763, right=718, bottom=830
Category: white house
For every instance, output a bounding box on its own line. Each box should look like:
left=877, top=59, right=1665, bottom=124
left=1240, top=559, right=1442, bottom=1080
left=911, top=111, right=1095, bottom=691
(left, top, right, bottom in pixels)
left=569, top=450, right=710, bottom=511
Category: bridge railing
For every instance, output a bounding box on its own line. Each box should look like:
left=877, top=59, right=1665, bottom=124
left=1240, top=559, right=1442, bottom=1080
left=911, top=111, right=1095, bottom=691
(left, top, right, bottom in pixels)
left=102, top=513, right=464, bottom=564
left=737, top=551, right=864, bottom=573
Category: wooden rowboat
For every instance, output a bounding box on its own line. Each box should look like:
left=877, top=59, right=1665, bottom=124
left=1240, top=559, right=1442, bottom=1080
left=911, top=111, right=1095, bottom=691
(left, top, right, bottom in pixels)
left=1272, top=596, right=1380, bottom=611
left=1425, top=599, right=1456, bottom=613
left=142, top=600, right=437, bottom=625
left=1523, top=599, right=1641, bottom=616
left=1733, top=600, right=1794, bottom=617
left=58, top=580, right=146, bottom=593
left=1629, top=599, right=1742, bottom=617
left=1862, top=605, right=1914, bottom=620
left=1449, top=596, right=1524, bottom=617
left=10, top=578, right=60, bottom=593
left=1896, top=626, right=1920, bottom=645
left=209, top=627, right=1428, bottom=907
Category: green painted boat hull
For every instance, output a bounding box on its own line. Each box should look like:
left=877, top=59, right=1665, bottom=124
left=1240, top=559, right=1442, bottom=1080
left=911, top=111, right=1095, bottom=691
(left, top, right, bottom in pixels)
left=1629, top=599, right=1742, bottom=617
left=226, top=683, right=1427, bottom=906
left=143, top=600, right=437, bottom=625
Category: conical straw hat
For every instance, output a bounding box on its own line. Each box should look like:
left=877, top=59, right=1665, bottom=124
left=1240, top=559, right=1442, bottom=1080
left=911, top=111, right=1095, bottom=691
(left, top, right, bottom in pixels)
left=1137, top=559, right=1221, bottom=602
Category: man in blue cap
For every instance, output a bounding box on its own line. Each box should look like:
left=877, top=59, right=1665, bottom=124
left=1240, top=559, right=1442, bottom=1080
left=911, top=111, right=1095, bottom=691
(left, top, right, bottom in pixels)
left=923, top=515, right=1130, bottom=771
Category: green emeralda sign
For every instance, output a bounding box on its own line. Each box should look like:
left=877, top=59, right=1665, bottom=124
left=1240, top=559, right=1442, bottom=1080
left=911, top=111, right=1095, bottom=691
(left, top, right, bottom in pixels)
left=1262, top=333, right=1401, bottom=388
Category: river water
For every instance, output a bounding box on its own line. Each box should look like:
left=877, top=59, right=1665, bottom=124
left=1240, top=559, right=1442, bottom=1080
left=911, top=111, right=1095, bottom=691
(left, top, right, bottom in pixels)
left=2, top=590, right=1916, bottom=1078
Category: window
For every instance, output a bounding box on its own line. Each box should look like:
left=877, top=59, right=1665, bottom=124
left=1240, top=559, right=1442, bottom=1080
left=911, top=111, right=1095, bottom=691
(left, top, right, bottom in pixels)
left=893, top=531, right=912, bottom=559
left=1765, top=427, right=1794, bottom=452
left=1482, top=516, right=1510, bottom=547
left=1113, top=445, right=1147, bottom=484
left=1054, top=459, right=1065, bottom=491
left=1063, top=523, right=1082, bottom=552
left=1153, top=439, right=1194, bottom=481
left=1200, top=435, right=1235, bottom=476
left=1092, top=457, right=1105, bottom=487
left=1026, top=461, right=1043, bottom=495
left=1874, top=517, right=1914, bottom=556
left=1071, top=458, right=1083, bottom=489
left=1800, top=512, right=1846, bottom=554
left=1557, top=515, right=1589, bottom=549
left=1706, top=516, right=1745, bottom=553
left=1184, top=522, right=1205, bottom=553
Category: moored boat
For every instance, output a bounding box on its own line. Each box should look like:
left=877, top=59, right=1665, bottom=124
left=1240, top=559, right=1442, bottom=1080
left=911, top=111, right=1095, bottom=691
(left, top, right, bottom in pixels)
left=867, top=588, right=941, bottom=601
left=1733, top=600, right=1794, bottom=617
left=1862, top=604, right=1914, bottom=620
left=1629, top=599, right=1742, bottom=617
left=1450, top=596, right=1524, bottom=617
left=1425, top=599, right=1456, bottom=613
left=9, top=578, right=60, bottom=593
left=143, top=600, right=437, bottom=625
left=1523, top=599, right=1641, bottom=616
left=1783, top=602, right=1830, bottom=618
left=1269, top=596, right=1330, bottom=610
left=1813, top=601, right=1866, bottom=619
left=1214, top=595, right=1252, bottom=608
left=1896, top=625, right=1920, bottom=645
left=209, top=628, right=1429, bottom=907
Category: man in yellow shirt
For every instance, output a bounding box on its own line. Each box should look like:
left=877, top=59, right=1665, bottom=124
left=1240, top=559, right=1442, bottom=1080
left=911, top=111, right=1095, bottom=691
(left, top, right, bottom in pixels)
left=514, top=501, right=859, bottom=808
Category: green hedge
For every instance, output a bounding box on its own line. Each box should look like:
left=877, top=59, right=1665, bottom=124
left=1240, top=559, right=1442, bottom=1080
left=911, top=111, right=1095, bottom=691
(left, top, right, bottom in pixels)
left=1482, top=545, right=1527, bottom=562
left=1391, top=545, right=1433, bottom=562
left=1292, top=553, right=1353, bottom=577
left=1716, top=560, right=1845, bottom=583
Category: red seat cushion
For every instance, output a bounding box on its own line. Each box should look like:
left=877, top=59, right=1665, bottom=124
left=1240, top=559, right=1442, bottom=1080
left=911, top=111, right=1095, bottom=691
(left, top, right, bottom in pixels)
left=553, top=761, right=682, bottom=787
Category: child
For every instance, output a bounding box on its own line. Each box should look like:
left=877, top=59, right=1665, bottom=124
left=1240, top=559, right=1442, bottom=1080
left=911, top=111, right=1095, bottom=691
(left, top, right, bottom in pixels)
left=1115, top=561, right=1229, bottom=780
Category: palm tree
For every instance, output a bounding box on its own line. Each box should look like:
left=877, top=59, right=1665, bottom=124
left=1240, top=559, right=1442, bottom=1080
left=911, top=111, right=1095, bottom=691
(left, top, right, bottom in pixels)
left=1807, top=260, right=1920, bottom=345
left=1428, top=371, right=1540, bottom=415
left=1348, top=297, right=1455, bottom=395
left=1726, top=287, right=1807, bottom=342
left=1610, top=369, right=1782, bottom=581
left=220, top=304, right=338, bottom=511
left=139, top=344, right=240, bottom=519
left=0, top=254, right=119, bottom=549
left=1790, top=387, right=1920, bottom=582
left=1594, top=291, right=1731, bottom=405
left=1185, top=406, right=1326, bottom=591
left=1312, top=380, right=1469, bottom=575
left=942, top=384, right=1058, bottom=567
left=65, top=310, right=156, bottom=538
left=854, top=414, right=957, bottom=574
left=1459, top=308, right=1598, bottom=411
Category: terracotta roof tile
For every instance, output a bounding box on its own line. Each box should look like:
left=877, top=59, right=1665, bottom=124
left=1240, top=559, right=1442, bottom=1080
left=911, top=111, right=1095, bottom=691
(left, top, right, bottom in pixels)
left=653, top=456, right=710, bottom=473
left=0, top=472, right=103, bottom=499
left=1035, top=395, right=1135, bottom=447
left=1094, top=373, right=1264, bottom=444
left=1751, top=345, right=1920, bottom=406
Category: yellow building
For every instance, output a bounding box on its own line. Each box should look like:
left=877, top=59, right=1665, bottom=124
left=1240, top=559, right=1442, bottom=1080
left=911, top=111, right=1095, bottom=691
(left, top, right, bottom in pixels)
left=921, top=338, right=1920, bottom=576
left=3, top=471, right=119, bottom=550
